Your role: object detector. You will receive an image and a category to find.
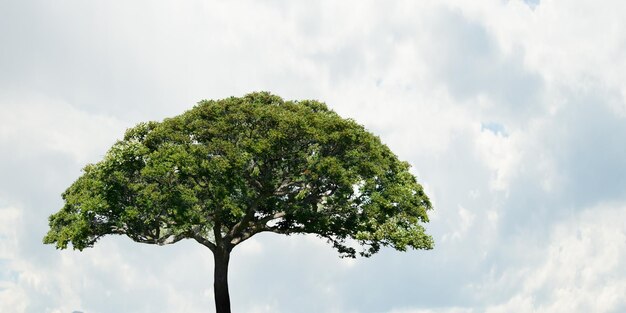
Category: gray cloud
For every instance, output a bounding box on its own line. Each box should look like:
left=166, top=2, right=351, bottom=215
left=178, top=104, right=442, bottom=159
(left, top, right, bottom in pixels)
left=423, top=8, right=545, bottom=124
left=1, top=1, right=625, bottom=312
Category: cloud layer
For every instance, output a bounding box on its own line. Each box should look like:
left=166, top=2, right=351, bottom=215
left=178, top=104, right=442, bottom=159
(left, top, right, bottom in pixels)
left=1, top=0, right=625, bottom=312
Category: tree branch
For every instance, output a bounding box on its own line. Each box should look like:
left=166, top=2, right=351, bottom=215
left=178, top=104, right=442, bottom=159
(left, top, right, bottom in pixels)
left=225, top=202, right=258, bottom=241
left=273, top=180, right=308, bottom=196
left=193, top=234, right=217, bottom=251
left=229, top=211, right=288, bottom=245
left=155, top=231, right=188, bottom=246
left=264, top=224, right=305, bottom=235
left=257, top=211, right=287, bottom=225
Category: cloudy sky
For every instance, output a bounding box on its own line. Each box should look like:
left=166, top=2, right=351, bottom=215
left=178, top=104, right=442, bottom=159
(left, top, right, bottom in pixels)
left=1, top=0, right=626, bottom=312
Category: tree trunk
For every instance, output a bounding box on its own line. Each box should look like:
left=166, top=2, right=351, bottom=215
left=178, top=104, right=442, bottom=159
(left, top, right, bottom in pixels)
left=213, top=247, right=231, bottom=313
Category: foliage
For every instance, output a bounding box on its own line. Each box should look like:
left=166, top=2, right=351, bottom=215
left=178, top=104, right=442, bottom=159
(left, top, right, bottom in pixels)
left=44, top=92, right=433, bottom=257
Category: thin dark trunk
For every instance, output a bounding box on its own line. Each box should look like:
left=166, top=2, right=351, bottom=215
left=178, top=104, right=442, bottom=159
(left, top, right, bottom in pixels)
left=213, top=248, right=231, bottom=313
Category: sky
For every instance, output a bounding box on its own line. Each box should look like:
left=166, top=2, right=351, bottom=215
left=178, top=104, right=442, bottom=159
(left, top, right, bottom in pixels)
left=1, top=0, right=625, bottom=312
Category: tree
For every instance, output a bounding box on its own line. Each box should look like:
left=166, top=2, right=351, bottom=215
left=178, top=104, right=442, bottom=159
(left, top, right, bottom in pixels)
left=44, top=92, right=434, bottom=313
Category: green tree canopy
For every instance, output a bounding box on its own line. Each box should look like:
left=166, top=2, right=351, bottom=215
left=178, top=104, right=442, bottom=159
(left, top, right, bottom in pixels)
left=44, top=92, right=433, bottom=313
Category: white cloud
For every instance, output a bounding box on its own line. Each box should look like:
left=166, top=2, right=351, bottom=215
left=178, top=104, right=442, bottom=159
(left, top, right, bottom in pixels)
left=388, top=308, right=474, bottom=313
left=0, top=206, right=27, bottom=313
left=0, top=207, right=20, bottom=259
left=1, top=0, right=626, bottom=312
left=475, top=124, right=521, bottom=192
left=482, top=203, right=626, bottom=313
left=441, top=205, right=476, bottom=242
left=0, top=286, right=28, bottom=313
left=0, top=92, right=126, bottom=165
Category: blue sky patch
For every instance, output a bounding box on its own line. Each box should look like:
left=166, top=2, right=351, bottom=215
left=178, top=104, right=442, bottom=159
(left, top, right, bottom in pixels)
left=481, top=122, right=507, bottom=136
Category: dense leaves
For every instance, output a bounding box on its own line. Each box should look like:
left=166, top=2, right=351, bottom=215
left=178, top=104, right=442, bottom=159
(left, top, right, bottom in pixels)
left=44, top=92, right=433, bottom=257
